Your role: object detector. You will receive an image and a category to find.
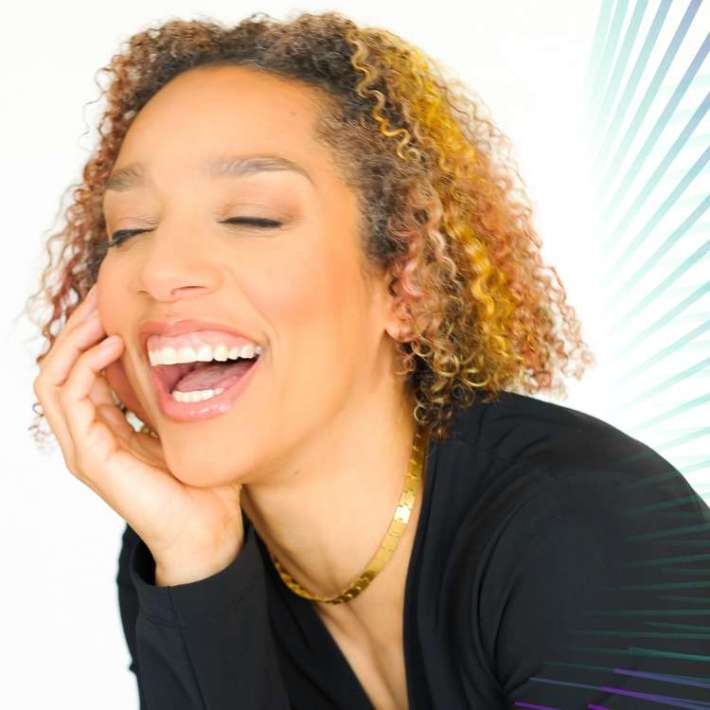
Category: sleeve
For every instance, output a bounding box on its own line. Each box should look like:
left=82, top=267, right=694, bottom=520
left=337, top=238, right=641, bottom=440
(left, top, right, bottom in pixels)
left=116, top=519, right=291, bottom=709
left=490, top=463, right=710, bottom=709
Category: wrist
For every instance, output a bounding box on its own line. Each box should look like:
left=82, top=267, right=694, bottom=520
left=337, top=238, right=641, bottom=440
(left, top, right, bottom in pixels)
left=154, top=541, right=243, bottom=587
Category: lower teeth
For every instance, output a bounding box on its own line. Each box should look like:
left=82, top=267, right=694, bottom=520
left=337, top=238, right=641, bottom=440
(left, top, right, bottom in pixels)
left=171, top=386, right=225, bottom=403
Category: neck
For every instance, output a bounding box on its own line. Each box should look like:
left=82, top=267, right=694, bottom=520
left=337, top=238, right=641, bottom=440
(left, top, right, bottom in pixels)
left=240, top=385, right=420, bottom=600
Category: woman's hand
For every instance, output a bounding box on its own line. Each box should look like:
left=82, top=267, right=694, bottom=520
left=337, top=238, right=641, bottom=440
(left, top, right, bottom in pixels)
left=33, top=285, right=245, bottom=585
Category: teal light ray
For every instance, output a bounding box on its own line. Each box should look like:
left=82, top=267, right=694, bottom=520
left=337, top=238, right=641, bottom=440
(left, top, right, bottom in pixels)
left=567, top=645, right=710, bottom=663
left=638, top=426, right=709, bottom=455
left=609, top=228, right=709, bottom=325
left=596, top=0, right=704, bottom=211
left=620, top=356, right=710, bottom=406
left=594, top=0, right=673, bottom=179
left=614, top=282, right=709, bottom=354
left=588, top=0, right=616, bottom=111
left=585, top=608, right=710, bottom=617
left=631, top=392, right=710, bottom=431
left=602, top=148, right=709, bottom=285
left=617, top=282, right=710, bottom=355
left=625, top=497, right=710, bottom=518
left=592, top=0, right=630, bottom=127
left=624, top=525, right=710, bottom=543
left=570, top=628, right=710, bottom=640
left=602, top=93, right=709, bottom=261
left=625, top=459, right=710, bottom=488
left=598, top=0, right=648, bottom=127
left=601, top=30, right=710, bottom=241
left=611, top=320, right=710, bottom=386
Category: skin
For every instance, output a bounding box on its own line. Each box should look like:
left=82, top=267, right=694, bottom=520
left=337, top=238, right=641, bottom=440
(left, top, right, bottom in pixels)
left=98, top=64, right=422, bottom=709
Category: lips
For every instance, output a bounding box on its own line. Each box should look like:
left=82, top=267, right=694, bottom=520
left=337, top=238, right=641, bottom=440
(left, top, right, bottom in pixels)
left=138, top=318, right=262, bottom=360
left=136, top=317, right=264, bottom=422
left=148, top=348, right=262, bottom=422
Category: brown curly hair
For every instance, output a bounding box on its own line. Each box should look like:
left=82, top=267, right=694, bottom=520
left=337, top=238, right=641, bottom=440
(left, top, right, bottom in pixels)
left=26, top=10, right=595, bottom=447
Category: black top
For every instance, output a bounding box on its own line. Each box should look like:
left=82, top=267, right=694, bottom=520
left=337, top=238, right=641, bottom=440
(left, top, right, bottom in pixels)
left=116, top=390, right=710, bottom=708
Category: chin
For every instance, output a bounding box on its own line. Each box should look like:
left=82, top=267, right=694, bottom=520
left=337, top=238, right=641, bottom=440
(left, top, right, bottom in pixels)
left=163, top=450, right=224, bottom=488
left=161, top=441, right=242, bottom=489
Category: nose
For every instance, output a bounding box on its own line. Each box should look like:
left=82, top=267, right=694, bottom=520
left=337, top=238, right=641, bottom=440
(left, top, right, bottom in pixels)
left=133, top=224, right=223, bottom=302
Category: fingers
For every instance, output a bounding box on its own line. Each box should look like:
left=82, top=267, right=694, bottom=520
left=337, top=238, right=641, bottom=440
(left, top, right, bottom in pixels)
left=37, top=290, right=102, bottom=384
left=37, top=286, right=99, bottom=364
left=59, top=334, right=124, bottom=474
left=34, top=314, right=116, bottom=468
left=65, top=283, right=99, bottom=327
left=38, top=312, right=108, bottom=388
left=35, top=285, right=100, bottom=393
left=34, top=285, right=101, bottom=401
left=89, top=360, right=123, bottom=411
left=96, top=402, right=135, bottom=440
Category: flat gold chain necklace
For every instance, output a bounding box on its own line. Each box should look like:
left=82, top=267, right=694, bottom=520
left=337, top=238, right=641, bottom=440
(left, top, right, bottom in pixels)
left=268, top=424, right=428, bottom=604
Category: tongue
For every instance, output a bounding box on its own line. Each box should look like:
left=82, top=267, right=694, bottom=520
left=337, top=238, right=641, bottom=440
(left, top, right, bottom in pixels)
left=173, top=359, right=256, bottom=393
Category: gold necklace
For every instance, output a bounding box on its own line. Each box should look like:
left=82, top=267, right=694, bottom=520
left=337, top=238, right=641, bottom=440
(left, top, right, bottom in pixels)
left=268, top=424, right=428, bottom=604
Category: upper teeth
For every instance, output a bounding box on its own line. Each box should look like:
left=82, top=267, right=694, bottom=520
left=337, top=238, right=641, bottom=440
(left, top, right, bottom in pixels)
left=148, top=343, right=262, bottom=366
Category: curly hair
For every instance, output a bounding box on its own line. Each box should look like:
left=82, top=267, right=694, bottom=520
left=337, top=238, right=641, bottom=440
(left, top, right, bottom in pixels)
left=26, top=10, right=595, bottom=446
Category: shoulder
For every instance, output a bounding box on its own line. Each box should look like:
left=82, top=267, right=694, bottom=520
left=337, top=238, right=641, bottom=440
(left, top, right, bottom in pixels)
left=438, top=389, right=707, bottom=592
left=484, top=470, right=710, bottom=706
left=448, top=388, right=661, bottom=471
left=440, top=389, right=702, bottom=514
left=436, top=393, right=710, bottom=705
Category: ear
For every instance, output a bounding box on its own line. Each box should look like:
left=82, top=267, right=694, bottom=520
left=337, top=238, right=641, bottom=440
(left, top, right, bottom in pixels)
left=383, top=262, right=420, bottom=344
left=384, top=285, right=415, bottom=342
left=103, top=358, right=157, bottom=432
left=381, top=226, right=435, bottom=344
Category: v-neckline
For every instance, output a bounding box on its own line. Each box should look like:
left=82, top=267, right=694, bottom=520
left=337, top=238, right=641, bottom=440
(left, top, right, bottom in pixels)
left=260, top=435, right=438, bottom=709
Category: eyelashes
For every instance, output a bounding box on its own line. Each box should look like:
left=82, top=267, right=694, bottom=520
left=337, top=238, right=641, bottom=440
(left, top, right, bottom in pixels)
left=107, top=217, right=283, bottom=248
left=107, top=229, right=146, bottom=248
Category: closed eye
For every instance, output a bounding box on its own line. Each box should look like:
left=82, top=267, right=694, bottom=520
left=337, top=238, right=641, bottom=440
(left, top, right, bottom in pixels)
left=223, top=217, right=282, bottom=229
left=107, top=217, right=282, bottom=247
left=107, top=228, right=147, bottom=247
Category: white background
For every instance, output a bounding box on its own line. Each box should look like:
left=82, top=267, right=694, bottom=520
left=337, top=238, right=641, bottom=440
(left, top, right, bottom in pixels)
left=2, top=1, right=707, bottom=707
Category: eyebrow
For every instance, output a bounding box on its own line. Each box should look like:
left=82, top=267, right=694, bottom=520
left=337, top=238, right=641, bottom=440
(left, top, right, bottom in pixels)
left=104, top=154, right=314, bottom=192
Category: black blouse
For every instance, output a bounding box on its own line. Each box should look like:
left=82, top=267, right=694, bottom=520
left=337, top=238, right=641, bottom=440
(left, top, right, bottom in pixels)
left=116, top=390, right=710, bottom=708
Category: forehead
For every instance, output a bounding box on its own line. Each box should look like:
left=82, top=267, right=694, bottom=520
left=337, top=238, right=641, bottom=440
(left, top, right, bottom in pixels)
left=104, top=66, right=329, bottom=195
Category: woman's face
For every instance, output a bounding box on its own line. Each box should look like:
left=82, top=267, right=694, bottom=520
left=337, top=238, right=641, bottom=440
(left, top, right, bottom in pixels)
left=98, top=65, right=402, bottom=487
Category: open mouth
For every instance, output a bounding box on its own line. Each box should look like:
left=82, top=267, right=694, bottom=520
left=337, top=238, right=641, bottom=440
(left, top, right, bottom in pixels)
left=153, top=355, right=260, bottom=403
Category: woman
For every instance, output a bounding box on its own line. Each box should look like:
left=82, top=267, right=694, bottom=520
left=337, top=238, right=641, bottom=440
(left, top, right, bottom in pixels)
left=29, top=11, right=710, bottom=710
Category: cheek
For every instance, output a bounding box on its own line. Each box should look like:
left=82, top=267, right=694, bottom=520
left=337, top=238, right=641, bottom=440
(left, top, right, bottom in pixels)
left=250, top=246, right=353, bottom=327
left=96, top=257, right=132, bottom=332
left=247, top=247, right=365, bottom=403
left=244, top=250, right=355, bottom=407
